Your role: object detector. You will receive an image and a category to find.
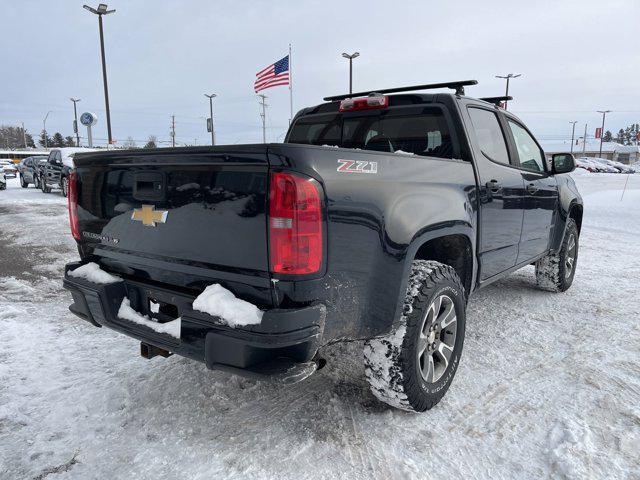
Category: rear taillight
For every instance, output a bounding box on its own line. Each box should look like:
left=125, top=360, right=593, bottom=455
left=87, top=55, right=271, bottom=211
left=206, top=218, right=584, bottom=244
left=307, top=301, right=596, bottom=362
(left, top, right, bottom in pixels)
left=269, top=171, right=323, bottom=275
left=339, top=94, right=388, bottom=112
left=68, top=171, right=80, bottom=241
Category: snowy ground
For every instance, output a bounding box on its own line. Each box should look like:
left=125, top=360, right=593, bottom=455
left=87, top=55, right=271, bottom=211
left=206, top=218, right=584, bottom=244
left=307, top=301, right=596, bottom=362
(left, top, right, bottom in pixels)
left=1, top=173, right=639, bottom=480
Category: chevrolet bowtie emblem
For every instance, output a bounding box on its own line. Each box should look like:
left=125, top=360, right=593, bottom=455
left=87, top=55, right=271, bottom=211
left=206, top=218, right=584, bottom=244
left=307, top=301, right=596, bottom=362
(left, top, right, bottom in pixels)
left=131, top=205, right=168, bottom=227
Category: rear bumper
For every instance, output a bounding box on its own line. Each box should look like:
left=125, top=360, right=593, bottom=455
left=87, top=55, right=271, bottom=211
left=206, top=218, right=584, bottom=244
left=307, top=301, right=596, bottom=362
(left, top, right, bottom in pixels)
left=63, top=261, right=326, bottom=382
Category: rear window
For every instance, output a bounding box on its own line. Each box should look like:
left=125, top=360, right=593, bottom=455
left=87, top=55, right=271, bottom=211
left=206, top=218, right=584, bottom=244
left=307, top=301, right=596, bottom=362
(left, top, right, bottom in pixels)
left=287, top=108, right=455, bottom=158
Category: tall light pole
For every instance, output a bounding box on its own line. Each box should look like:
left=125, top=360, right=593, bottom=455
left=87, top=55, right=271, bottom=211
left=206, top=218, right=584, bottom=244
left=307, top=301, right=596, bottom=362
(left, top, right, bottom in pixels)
left=43, top=111, right=51, bottom=148
left=83, top=3, right=115, bottom=145
left=70, top=98, right=81, bottom=146
left=569, top=121, right=577, bottom=154
left=204, top=93, right=217, bottom=146
left=597, top=110, right=611, bottom=158
left=20, top=122, right=27, bottom=148
left=342, top=52, right=360, bottom=95
left=495, top=73, right=521, bottom=110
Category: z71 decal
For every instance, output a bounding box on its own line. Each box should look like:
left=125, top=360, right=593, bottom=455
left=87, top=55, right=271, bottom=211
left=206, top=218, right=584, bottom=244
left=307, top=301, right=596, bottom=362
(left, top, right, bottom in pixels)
left=336, top=159, right=378, bottom=174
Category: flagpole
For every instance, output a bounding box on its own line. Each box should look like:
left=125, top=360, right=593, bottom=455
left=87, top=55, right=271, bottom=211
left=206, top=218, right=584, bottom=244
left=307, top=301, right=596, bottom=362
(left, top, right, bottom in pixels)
left=289, top=43, right=293, bottom=125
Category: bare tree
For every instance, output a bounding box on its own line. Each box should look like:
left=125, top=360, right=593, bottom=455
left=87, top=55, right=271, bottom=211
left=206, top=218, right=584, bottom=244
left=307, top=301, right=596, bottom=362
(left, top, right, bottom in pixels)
left=122, top=136, right=137, bottom=149
left=143, top=135, right=157, bottom=149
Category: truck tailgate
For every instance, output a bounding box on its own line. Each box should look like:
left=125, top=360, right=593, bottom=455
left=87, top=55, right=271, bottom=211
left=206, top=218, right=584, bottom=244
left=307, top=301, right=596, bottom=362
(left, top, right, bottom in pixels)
left=74, top=146, right=271, bottom=293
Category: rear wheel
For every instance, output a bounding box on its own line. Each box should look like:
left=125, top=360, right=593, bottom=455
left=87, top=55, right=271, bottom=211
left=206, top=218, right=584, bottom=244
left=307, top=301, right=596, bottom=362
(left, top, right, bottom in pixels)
left=364, top=260, right=466, bottom=412
left=20, top=174, right=28, bottom=188
left=535, top=218, right=579, bottom=292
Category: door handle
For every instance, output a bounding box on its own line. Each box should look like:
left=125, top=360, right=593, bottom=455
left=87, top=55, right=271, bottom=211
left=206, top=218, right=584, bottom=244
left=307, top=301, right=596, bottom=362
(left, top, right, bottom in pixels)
left=486, top=179, right=501, bottom=192
left=526, top=183, right=538, bottom=194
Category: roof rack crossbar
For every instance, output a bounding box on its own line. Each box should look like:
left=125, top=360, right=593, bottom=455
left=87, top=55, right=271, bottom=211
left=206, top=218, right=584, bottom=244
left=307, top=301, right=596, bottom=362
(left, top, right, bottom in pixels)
left=323, top=80, right=478, bottom=101
left=479, top=96, right=513, bottom=105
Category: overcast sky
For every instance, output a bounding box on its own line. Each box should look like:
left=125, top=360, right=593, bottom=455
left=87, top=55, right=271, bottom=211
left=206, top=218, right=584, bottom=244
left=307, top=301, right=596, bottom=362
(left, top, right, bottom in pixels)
left=2, top=0, right=638, bottom=148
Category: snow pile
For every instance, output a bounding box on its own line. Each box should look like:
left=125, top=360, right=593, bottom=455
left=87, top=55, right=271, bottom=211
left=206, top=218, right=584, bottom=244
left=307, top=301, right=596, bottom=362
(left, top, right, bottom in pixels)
left=117, top=297, right=181, bottom=339
left=192, top=284, right=263, bottom=327
left=394, top=150, right=415, bottom=155
left=68, top=262, right=121, bottom=284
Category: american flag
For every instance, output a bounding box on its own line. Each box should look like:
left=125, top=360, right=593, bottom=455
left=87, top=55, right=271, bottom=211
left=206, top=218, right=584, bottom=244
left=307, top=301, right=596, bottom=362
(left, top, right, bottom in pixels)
left=254, top=55, right=290, bottom=93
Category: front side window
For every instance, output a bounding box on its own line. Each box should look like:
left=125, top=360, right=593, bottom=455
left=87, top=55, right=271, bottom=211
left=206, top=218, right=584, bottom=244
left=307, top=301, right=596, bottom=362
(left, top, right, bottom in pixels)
left=468, top=108, right=510, bottom=165
left=507, top=120, right=545, bottom=172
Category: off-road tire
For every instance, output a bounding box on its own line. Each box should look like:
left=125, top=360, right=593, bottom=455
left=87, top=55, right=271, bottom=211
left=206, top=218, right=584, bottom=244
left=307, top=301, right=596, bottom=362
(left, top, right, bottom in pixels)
left=61, top=177, right=68, bottom=198
left=20, top=174, right=28, bottom=188
left=41, top=179, right=51, bottom=193
left=34, top=175, right=40, bottom=189
left=364, top=260, right=466, bottom=412
left=535, top=218, right=579, bottom=292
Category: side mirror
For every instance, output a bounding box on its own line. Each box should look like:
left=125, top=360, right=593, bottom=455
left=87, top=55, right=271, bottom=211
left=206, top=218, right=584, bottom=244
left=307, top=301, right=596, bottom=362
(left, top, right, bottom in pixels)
left=552, top=153, right=576, bottom=174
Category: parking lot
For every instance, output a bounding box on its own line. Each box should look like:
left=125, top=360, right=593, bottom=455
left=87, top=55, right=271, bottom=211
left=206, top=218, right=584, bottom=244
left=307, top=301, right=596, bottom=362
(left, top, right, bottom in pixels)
left=1, top=172, right=639, bottom=480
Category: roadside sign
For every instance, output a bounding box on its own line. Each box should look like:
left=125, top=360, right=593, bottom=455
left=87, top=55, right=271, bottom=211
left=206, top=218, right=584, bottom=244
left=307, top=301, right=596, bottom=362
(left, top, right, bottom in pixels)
left=207, top=118, right=213, bottom=133
left=595, top=127, right=602, bottom=139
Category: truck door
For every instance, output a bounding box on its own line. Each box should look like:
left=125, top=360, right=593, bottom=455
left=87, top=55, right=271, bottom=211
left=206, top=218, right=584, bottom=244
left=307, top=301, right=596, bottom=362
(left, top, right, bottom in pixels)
left=504, top=118, right=559, bottom=263
left=466, top=106, right=525, bottom=279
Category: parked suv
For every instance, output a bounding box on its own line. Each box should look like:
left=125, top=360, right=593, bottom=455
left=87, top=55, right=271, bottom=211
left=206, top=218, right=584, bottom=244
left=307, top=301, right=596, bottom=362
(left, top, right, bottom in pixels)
left=63, top=80, right=583, bottom=412
left=18, top=156, right=48, bottom=188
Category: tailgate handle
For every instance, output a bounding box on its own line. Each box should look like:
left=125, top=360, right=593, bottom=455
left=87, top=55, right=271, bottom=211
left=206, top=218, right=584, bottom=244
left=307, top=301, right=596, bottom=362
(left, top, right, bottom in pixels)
left=134, top=172, right=166, bottom=201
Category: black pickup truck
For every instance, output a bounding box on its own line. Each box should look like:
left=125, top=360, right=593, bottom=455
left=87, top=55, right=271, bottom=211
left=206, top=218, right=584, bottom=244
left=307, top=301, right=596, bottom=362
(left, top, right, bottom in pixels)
left=63, top=80, right=583, bottom=412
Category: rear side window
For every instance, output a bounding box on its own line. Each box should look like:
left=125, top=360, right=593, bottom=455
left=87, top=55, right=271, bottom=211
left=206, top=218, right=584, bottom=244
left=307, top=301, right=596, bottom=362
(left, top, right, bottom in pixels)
left=468, top=108, right=510, bottom=165
left=288, top=108, right=455, bottom=158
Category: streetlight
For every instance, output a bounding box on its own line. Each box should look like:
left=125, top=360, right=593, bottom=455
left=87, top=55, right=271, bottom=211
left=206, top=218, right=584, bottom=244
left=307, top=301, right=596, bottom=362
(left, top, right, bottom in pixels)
left=597, top=110, right=611, bottom=158
left=83, top=3, right=115, bottom=145
left=43, top=111, right=52, bottom=148
left=495, top=73, right=521, bottom=110
left=342, top=52, right=360, bottom=95
left=569, top=121, right=577, bottom=154
left=204, top=93, right=217, bottom=146
left=70, top=98, right=81, bottom=146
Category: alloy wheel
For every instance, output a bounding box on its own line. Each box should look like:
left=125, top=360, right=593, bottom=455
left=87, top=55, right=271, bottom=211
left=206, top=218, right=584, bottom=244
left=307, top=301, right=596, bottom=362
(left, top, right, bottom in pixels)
left=565, top=234, right=576, bottom=279
left=417, top=294, right=457, bottom=383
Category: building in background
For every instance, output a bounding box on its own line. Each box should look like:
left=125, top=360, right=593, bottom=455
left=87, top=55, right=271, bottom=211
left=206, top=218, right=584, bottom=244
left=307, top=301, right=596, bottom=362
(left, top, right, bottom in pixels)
left=541, top=139, right=639, bottom=164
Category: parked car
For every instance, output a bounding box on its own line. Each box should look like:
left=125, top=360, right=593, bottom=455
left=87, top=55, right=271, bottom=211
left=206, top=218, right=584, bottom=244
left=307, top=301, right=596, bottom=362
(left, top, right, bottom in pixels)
left=62, top=80, right=583, bottom=412
left=591, top=157, right=635, bottom=174
left=41, top=148, right=98, bottom=196
left=575, top=157, right=611, bottom=173
left=0, top=160, right=18, bottom=178
left=589, top=157, right=620, bottom=173
left=18, top=155, right=48, bottom=188
left=574, top=157, right=596, bottom=172
left=0, top=166, right=6, bottom=190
